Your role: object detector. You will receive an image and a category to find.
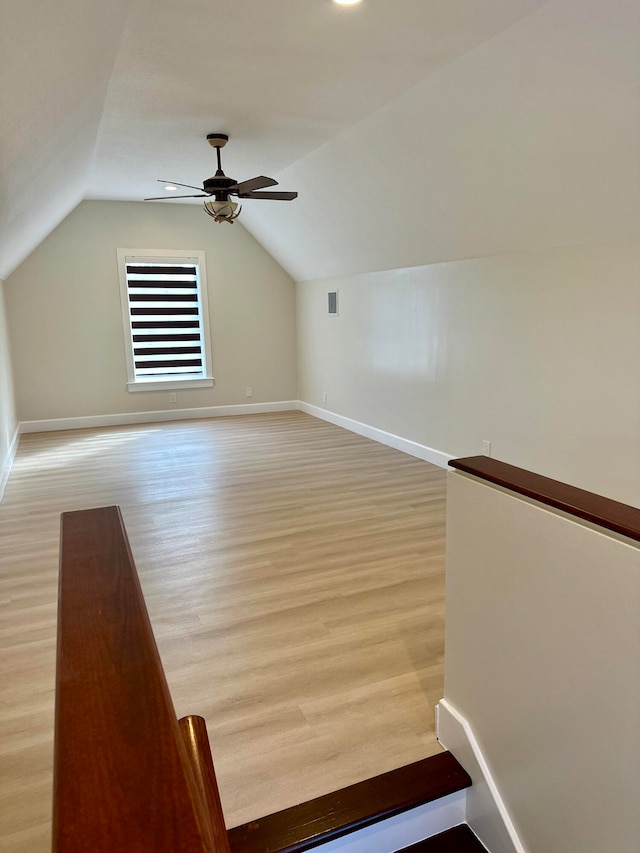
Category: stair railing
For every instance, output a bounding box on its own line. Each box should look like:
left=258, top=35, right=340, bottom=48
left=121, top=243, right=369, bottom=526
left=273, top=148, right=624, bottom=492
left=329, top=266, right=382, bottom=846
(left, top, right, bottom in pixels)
left=53, top=505, right=231, bottom=853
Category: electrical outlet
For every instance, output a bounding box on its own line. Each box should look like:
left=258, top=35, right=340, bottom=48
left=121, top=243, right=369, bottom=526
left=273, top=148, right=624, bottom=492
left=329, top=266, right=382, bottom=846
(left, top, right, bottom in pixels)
left=322, top=391, right=328, bottom=403
left=169, top=392, right=177, bottom=404
left=245, top=386, right=253, bottom=398
left=482, top=440, right=491, bottom=456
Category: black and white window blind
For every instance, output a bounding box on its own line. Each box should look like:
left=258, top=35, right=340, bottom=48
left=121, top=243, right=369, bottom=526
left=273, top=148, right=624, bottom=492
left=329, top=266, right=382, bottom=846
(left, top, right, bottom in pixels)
left=119, top=253, right=212, bottom=388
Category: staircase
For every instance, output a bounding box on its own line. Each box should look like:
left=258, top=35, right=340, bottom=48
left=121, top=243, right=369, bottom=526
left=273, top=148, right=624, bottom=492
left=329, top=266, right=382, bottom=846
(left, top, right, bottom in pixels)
left=54, top=506, right=487, bottom=852
left=398, top=826, right=486, bottom=852
left=229, top=751, right=483, bottom=853
left=228, top=751, right=486, bottom=853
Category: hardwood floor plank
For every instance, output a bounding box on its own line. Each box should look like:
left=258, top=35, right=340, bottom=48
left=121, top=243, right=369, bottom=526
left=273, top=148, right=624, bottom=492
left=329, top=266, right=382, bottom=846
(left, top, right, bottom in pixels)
left=0, top=412, right=447, bottom=850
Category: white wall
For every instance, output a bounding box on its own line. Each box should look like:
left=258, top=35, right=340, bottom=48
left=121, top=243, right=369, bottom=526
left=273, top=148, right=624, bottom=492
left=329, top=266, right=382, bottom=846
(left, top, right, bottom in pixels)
left=5, top=200, right=297, bottom=422
left=292, top=0, right=640, bottom=509
left=0, top=281, right=18, bottom=495
left=444, top=470, right=640, bottom=852
left=297, top=242, right=640, bottom=508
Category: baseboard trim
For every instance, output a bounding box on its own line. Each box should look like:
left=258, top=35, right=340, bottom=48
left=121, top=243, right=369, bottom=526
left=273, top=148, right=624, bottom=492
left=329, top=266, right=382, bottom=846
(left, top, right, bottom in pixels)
left=298, top=402, right=453, bottom=469
left=436, top=699, right=526, bottom=853
left=19, top=401, right=300, bottom=434
left=17, top=403, right=454, bottom=473
left=0, top=424, right=20, bottom=502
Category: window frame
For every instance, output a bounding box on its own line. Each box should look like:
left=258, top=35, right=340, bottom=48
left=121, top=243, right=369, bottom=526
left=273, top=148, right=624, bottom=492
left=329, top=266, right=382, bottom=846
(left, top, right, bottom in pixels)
left=117, top=248, right=214, bottom=393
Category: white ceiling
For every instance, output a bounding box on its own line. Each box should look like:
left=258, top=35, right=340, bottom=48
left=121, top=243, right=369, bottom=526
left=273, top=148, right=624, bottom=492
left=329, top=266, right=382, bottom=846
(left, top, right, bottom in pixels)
left=1, top=0, right=549, bottom=279
left=243, top=0, right=640, bottom=280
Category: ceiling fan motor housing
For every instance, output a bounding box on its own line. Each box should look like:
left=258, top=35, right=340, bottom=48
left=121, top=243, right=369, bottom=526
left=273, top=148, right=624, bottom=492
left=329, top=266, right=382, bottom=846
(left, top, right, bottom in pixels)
left=203, top=174, right=237, bottom=200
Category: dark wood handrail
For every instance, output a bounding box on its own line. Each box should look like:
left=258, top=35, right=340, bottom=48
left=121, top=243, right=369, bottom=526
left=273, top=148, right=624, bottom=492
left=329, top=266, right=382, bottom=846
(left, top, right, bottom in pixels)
left=449, top=456, right=640, bottom=542
left=53, top=505, right=226, bottom=852
left=180, top=715, right=232, bottom=853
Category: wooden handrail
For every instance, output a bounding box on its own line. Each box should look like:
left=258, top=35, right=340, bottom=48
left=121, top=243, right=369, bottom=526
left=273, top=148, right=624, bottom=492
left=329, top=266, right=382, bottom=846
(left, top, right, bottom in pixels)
left=53, top=505, right=226, bottom=851
left=449, top=456, right=640, bottom=542
left=180, top=715, right=232, bottom=853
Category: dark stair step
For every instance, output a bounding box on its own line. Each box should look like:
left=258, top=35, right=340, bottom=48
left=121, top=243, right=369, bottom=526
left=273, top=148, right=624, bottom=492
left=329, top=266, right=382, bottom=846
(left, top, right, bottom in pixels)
left=397, top=825, right=488, bottom=852
left=228, top=752, right=472, bottom=853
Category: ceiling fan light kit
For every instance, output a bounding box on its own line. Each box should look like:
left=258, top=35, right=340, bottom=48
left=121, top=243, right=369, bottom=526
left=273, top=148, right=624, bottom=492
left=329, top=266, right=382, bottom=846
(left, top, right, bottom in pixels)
left=144, top=133, right=298, bottom=224
left=203, top=198, right=241, bottom=223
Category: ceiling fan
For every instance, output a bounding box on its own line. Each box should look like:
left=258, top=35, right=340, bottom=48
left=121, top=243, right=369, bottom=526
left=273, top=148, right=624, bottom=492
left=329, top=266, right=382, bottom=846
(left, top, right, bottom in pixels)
left=144, top=133, right=298, bottom=223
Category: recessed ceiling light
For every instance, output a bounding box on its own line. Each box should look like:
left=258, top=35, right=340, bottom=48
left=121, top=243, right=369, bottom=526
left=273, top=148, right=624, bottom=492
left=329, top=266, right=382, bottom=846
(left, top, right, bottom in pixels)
left=333, top=0, right=363, bottom=6
left=164, top=185, right=178, bottom=191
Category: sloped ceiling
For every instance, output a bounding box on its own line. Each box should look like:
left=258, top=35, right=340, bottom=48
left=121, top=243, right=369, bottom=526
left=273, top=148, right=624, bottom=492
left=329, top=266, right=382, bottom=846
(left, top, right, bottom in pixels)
left=243, top=0, right=640, bottom=280
left=0, top=0, right=132, bottom=280
left=1, top=0, right=549, bottom=280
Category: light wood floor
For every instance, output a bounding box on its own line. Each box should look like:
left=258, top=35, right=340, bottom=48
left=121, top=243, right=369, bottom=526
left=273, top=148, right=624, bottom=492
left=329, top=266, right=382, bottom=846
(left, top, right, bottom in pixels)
left=0, top=412, right=447, bottom=851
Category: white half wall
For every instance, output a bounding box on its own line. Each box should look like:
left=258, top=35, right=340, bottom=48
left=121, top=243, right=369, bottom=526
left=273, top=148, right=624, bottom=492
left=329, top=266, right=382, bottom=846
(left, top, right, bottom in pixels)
left=0, top=280, right=18, bottom=499
left=444, top=470, right=640, bottom=852
left=297, top=242, right=640, bottom=507
left=4, top=200, right=297, bottom=422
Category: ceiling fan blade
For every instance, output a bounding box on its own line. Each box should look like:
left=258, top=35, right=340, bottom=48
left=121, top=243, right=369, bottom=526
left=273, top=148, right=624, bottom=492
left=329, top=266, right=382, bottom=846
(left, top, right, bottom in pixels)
left=229, top=176, right=278, bottom=195
left=157, top=180, right=208, bottom=192
left=144, top=194, right=209, bottom=200
left=240, top=191, right=298, bottom=201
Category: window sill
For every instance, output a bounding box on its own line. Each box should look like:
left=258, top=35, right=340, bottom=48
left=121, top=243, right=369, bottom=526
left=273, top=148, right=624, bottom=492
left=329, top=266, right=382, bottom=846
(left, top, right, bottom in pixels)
left=126, top=377, right=215, bottom=393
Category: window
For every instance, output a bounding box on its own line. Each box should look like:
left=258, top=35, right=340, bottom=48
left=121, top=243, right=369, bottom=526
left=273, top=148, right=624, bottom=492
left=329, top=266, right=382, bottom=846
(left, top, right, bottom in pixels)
left=117, top=249, right=213, bottom=392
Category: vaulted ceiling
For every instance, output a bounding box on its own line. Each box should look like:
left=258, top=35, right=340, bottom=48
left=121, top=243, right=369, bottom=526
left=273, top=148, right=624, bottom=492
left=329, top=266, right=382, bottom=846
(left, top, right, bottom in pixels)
left=2, top=0, right=638, bottom=282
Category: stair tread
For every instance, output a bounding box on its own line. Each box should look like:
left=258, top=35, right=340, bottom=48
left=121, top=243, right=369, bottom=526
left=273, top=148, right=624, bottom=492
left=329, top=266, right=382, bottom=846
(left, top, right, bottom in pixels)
left=228, top=752, right=471, bottom=853
left=397, top=825, right=487, bottom=853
